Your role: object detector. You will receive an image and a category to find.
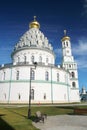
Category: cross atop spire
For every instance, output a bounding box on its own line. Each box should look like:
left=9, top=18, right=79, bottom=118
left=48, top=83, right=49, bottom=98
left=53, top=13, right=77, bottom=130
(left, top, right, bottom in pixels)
left=64, top=30, right=67, bottom=36
left=29, top=16, right=40, bottom=29
left=34, top=16, right=36, bottom=21
left=61, top=30, right=70, bottom=42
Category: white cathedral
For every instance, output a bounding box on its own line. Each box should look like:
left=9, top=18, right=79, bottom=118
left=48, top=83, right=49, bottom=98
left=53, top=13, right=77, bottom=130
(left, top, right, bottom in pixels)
left=0, top=17, right=80, bottom=104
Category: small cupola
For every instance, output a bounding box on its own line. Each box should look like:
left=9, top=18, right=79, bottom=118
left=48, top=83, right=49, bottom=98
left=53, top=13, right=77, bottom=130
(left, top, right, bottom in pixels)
left=61, top=30, right=70, bottom=42
left=29, top=16, right=40, bottom=29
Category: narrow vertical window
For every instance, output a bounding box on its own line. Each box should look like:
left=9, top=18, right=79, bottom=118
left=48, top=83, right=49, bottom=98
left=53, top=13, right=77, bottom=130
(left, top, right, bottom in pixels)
left=4, top=93, right=6, bottom=99
left=44, top=93, right=46, bottom=99
left=31, top=70, right=35, bottom=80
left=31, top=55, right=34, bottom=63
left=3, top=72, right=6, bottom=80
left=45, top=71, right=49, bottom=81
left=18, top=93, right=21, bottom=100
left=46, top=57, right=48, bottom=63
left=57, top=73, right=59, bottom=82
left=72, top=82, right=76, bottom=88
left=31, top=89, right=34, bottom=100
left=63, top=42, right=65, bottom=47
left=16, top=70, right=19, bottom=80
left=30, top=41, right=31, bottom=46
left=71, top=72, right=75, bottom=78
left=69, top=64, right=71, bottom=68
left=39, top=56, right=42, bottom=63
left=66, top=41, right=68, bottom=47
left=18, top=56, right=20, bottom=63
left=23, top=42, right=25, bottom=46
left=24, top=55, right=27, bottom=63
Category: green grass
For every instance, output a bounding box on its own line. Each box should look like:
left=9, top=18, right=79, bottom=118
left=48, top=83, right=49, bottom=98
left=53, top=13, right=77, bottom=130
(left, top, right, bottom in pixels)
left=0, top=107, right=38, bottom=130
left=0, top=105, right=87, bottom=130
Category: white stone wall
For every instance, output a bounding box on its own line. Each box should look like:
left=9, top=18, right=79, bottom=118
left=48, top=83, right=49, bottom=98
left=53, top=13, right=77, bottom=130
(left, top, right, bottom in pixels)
left=0, top=65, right=80, bottom=103
left=0, top=66, right=72, bottom=103
left=70, top=89, right=80, bottom=102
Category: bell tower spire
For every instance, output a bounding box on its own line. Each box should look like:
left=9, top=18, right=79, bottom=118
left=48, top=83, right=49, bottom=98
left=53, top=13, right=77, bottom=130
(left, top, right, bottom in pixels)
left=61, top=30, right=79, bottom=93
left=64, top=29, right=67, bottom=36
left=34, top=16, right=36, bottom=21
left=61, top=30, right=72, bottom=60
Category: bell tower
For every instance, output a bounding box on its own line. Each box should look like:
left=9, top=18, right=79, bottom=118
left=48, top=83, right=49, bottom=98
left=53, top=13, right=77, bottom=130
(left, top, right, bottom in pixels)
left=61, top=30, right=77, bottom=71
left=61, top=30, right=74, bottom=63
left=61, top=30, right=80, bottom=102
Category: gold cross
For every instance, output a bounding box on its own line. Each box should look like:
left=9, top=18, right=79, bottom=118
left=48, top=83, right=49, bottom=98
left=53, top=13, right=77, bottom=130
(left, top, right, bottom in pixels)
left=34, top=16, right=36, bottom=21
left=64, top=30, right=67, bottom=36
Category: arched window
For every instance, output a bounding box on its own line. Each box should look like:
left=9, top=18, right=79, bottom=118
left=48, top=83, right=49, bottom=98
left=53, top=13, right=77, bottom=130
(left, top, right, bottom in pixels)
left=31, top=89, right=34, bottom=100
left=23, top=42, right=25, bottom=46
left=69, top=64, right=71, bottom=68
left=39, top=56, right=42, bottom=63
left=57, top=73, right=59, bottom=82
left=46, top=58, right=48, bottom=63
left=24, top=55, right=27, bottom=63
left=31, top=70, right=35, bottom=80
left=71, top=72, right=75, bottom=78
left=31, top=55, right=34, bottom=63
left=37, top=40, right=38, bottom=44
left=18, top=56, right=20, bottom=63
left=63, top=42, right=65, bottom=47
left=45, top=71, right=49, bottom=81
left=4, top=93, right=6, bottom=99
left=44, top=93, right=46, bottom=99
left=30, top=41, right=31, bottom=46
left=3, top=72, right=6, bottom=80
left=18, top=93, right=21, bottom=100
left=72, top=82, right=76, bottom=88
left=66, top=41, right=68, bottom=47
left=16, top=70, right=19, bottom=80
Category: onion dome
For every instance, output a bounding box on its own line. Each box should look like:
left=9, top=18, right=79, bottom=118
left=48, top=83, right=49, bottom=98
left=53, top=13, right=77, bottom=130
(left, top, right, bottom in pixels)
left=13, top=17, right=53, bottom=52
left=61, top=30, right=70, bottom=42
left=29, top=16, right=40, bottom=29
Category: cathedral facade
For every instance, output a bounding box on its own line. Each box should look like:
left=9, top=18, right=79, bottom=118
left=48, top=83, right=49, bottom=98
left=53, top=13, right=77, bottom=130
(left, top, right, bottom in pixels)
left=0, top=17, right=80, bottom=103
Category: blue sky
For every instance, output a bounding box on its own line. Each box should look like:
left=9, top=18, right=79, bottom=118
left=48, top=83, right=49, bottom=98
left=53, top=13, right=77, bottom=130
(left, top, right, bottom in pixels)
left=0, top=0, right=87, bottom=91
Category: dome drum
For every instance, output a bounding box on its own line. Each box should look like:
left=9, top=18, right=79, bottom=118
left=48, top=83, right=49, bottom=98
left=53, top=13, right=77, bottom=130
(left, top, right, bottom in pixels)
left=12, top=48, right=55, bottom=66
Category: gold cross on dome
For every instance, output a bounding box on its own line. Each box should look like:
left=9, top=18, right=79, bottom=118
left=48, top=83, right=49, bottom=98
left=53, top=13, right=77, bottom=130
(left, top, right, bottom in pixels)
left=64, top=30, right=67, bottom=36
left=34, top=16, right=36, bottom=21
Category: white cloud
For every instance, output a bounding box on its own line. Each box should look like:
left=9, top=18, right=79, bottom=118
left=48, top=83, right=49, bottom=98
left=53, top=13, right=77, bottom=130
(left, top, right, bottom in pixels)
left=72, top=40, right=87, bottom=56
left=72, top=39, right=87, bottom=68
left=76, top=58, right=87, bottom=68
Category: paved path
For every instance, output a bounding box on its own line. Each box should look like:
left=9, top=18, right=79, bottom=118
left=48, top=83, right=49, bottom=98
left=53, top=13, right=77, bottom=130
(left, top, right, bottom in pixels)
left=33, top=115, right=87, bottom=130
